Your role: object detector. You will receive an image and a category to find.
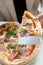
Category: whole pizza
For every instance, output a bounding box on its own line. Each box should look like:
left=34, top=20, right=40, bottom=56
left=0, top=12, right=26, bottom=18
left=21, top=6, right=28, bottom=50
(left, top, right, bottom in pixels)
left=0, top=11, right=42, bottom=65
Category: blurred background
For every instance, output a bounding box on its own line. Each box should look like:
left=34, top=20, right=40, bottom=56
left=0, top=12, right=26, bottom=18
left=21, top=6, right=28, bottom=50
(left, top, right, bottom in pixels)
left=0, top=0, right=43, bottom=30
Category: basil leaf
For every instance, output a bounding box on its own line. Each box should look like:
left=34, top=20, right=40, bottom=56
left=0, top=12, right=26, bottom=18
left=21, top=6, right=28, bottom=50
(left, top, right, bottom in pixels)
left=7, top=43, right=15, bottom=49
left=21, top=29, right=27, bottom=34
left=6, top=30, right=16, bottom=37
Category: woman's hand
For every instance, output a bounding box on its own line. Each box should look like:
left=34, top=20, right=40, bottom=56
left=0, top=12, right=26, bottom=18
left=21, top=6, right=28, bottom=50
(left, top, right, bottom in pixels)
left=38, top=15, right=43, bottom=28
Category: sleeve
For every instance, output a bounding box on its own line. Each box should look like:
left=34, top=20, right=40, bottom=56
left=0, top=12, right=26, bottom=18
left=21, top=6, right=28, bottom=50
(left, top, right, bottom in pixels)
left=0, top=0, right=17, bottom=21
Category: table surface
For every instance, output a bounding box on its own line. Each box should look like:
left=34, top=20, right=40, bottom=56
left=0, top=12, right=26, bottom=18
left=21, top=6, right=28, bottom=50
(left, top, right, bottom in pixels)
left=0, top=22, right=43, bottom=65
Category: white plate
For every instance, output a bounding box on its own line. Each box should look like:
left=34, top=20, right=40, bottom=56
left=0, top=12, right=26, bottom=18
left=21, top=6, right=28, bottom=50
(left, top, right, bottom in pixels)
left=18, top=36, right=41, bottom=45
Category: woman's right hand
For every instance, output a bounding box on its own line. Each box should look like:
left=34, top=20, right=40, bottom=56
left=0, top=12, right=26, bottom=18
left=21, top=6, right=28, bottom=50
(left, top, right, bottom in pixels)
left=38, top=15, right=43, bottom=28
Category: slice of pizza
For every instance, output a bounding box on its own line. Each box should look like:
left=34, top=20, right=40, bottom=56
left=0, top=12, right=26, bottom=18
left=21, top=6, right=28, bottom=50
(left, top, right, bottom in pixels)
left=20, top=11, right=42, bottom=37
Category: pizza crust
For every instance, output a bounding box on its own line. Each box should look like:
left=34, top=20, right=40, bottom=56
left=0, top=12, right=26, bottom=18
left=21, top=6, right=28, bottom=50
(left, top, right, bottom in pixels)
left=0, top=22, right=19, bottom=35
